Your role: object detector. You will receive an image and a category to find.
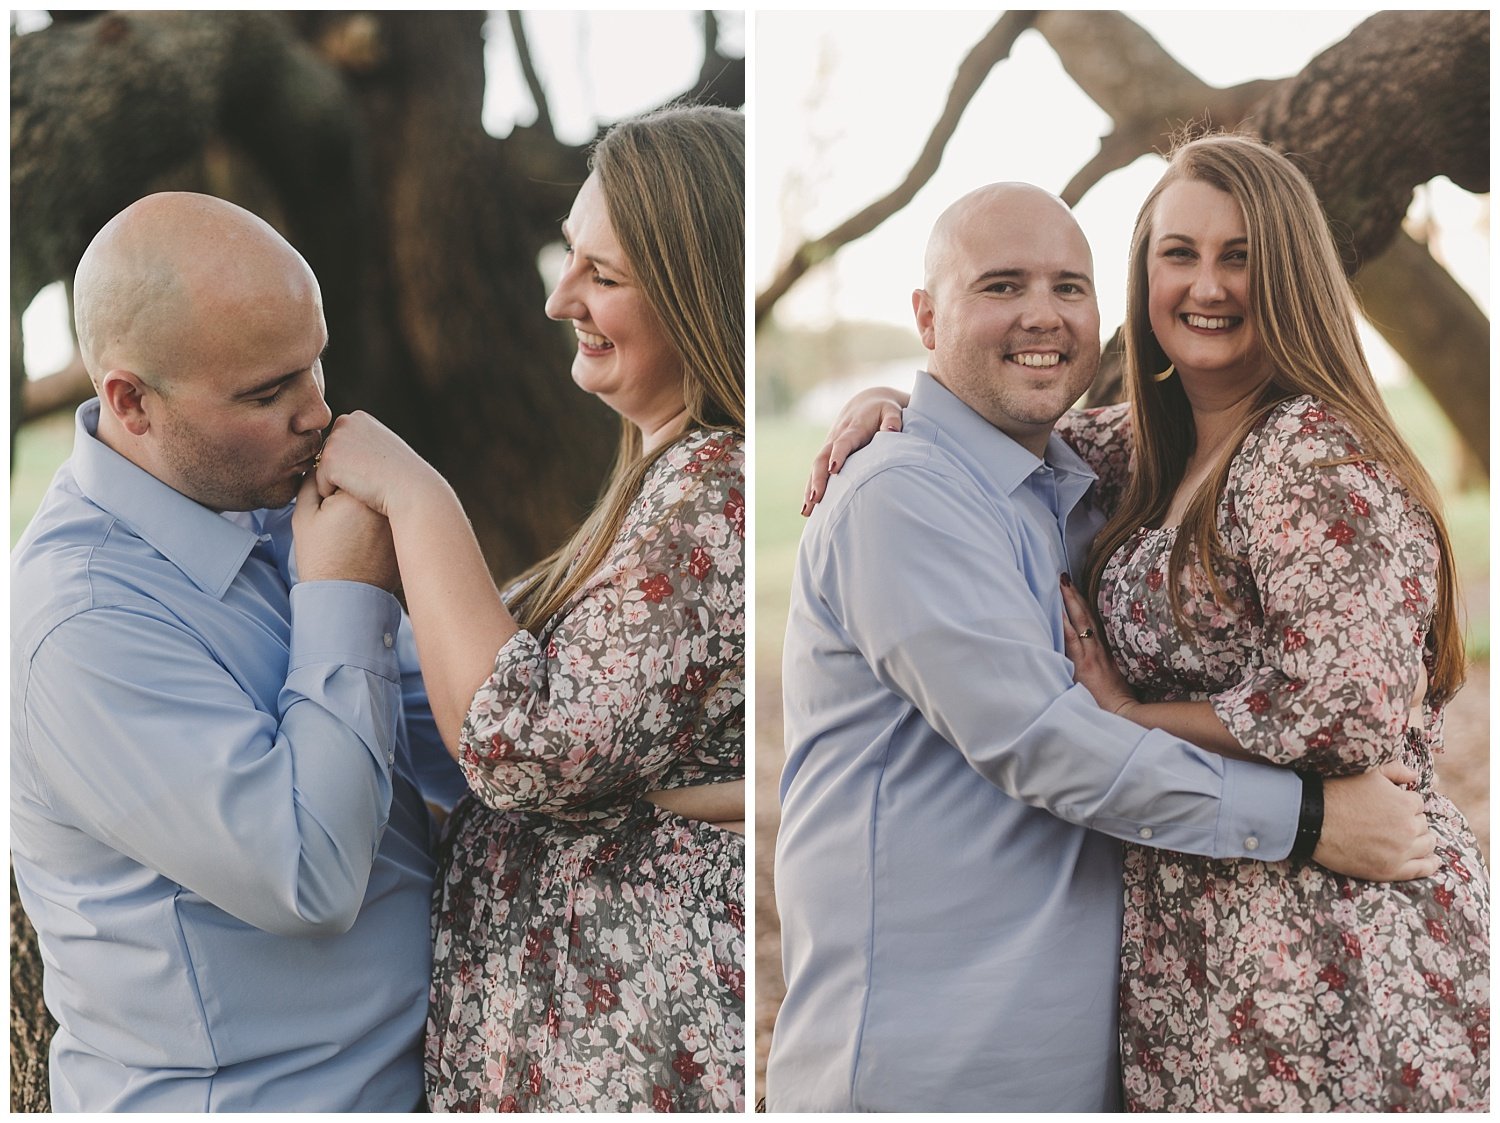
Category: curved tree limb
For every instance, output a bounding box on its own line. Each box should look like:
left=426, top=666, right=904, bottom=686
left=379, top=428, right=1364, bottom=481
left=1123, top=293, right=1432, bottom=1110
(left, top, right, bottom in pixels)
left=508, top=11, right=554, bottom=138
left=755, top=11, right=1037, bottom=326
left=1353, top=229, right=1490, bottom=473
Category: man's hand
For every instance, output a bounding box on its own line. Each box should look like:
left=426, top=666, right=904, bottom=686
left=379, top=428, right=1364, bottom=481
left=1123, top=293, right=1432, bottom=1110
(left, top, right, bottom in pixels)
left=1315, top=762, right=1439, bottom=881
left=292, top=475, right=400, bottom=590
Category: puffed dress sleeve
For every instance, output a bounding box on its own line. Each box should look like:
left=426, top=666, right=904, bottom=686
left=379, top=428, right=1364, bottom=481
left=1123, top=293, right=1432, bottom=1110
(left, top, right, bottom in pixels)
left=1208, top=401, right=1435, bottom=774
left=455, top=432, right=745, bottom=814
left=1056, top=402, right=1133, bottom=520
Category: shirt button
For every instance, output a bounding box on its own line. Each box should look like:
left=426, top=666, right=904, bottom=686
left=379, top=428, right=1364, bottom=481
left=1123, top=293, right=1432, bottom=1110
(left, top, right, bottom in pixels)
left=1138, top=827, right=1153, bottom=840
left=1245, top=836, right=1260, bottom=851
left=383, top=632, right=395, bottom=648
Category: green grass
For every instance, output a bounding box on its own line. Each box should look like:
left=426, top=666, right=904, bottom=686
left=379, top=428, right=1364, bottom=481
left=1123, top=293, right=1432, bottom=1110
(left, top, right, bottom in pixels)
left=754, top=419, right=826, bottom=666
left=11, top=411, right=74, bottom=545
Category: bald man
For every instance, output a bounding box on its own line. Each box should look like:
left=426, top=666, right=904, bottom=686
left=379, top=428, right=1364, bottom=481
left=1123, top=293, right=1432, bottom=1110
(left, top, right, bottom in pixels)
left=11, top=193, right=457, bottom=1110
left=768, top=185, right=1425, bottom=1110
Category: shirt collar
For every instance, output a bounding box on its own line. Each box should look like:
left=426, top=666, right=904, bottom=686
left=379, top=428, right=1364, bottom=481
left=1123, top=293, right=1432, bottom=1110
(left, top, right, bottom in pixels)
left=907, top=370, right=1098, bottom=496
left=69, top=399, right=262, bottom=599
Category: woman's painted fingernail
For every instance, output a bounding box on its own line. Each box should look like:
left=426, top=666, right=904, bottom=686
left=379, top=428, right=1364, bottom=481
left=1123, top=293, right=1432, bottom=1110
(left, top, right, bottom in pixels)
left=1061, top=573, right=1073, bottom=588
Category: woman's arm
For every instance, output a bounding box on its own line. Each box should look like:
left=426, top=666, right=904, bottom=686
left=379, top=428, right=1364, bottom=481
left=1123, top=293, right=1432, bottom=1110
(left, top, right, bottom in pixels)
left=1059, top=575, right=1427, bottom=766
left=1206, top=408, right=1434, bottom=774
left=315, top=416, right=745, bottom=816
left=314, top=412, right=516, bottom=756
left=644, top=780, right=745, bottom=833
left=1059, top=577, right=1254, bottom=759
left=446, top=433, right=744, bottom=814
left=802, top=386, right=909, bottom=514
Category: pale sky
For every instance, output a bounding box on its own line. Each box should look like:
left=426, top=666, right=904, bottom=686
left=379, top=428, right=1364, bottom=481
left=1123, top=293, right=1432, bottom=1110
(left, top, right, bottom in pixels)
left=755, top=10, right=1489, bottom=365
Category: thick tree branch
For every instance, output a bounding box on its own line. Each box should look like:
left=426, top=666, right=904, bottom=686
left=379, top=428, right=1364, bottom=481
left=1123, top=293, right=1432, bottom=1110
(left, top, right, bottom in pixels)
left=22, top=356, right=92, bottom=421
left=755, top=12, right=1037, bottom=326
left=1353, top=229, right=1489, bottom=474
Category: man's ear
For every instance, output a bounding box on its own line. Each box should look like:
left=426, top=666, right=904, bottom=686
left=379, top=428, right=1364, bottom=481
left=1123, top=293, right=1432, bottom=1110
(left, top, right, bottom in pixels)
left=912, top=289, right=937, bottom=352
left=98, top=370, right=154, bottom=436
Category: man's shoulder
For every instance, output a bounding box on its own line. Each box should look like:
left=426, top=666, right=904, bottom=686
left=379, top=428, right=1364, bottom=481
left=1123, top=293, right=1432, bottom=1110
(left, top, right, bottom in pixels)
left=818, top=429, right=984, bottom=520
left=12, top=480, right=181, bottom=657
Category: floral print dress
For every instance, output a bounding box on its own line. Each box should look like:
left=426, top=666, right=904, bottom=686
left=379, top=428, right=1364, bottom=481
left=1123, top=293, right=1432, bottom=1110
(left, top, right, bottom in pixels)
left=425, top=430, right=746, bottom=1112
left=1060, top=398, right=1489, bottom=1112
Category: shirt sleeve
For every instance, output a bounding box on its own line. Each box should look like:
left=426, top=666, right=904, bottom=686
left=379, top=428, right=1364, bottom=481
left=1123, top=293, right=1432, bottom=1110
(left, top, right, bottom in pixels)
left=456, top=436, right=745, bottom=814
left=396, top=614, right=469, bottom=811
left=20, top=581, right=404, bottom=937
left=1209, top=405, right=1434, bottom=773
left=817, top=460, right=1299, bottom=860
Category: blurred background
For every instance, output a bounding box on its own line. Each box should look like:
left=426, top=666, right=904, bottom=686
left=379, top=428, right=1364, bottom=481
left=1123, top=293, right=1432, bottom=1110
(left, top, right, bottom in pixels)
left=753, top=9, right=1489, bottom=1093
left=8, top=9, right=743, bottom=1110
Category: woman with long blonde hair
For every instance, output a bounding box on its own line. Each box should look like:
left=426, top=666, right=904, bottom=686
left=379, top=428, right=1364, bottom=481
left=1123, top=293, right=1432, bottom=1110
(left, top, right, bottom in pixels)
left=1054, top=132, right=1487, bottom=1111
left=309, top=104, right=746, bottom=1111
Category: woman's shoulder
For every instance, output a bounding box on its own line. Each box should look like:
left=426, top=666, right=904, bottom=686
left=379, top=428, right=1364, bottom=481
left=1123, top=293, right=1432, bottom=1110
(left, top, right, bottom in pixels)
left=1056, top=400, right=1132, bottom=449
left=636, top=428, right=744, bottom=525
left=1056, top=401, right=1132, bottom=503
left=657, top=427, right=744, bottom=478
left=1238, top=394, right=1368, bottom=472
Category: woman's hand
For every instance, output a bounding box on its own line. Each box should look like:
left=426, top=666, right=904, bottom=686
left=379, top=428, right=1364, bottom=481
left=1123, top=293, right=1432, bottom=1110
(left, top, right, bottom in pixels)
left=291, top=474, right=399, bottom=590
left=314, top=411, right=445, bottom=518
left=802, top=387, right=910, bottom=515
left=645, top=780, right=745, bottom=834
left=1060, top=575, right=1139, bottom=718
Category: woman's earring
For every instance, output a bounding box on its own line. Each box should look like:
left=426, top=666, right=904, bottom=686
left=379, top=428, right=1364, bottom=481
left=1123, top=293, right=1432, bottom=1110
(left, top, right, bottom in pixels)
left=1151, top=363, right=1176, bottom=383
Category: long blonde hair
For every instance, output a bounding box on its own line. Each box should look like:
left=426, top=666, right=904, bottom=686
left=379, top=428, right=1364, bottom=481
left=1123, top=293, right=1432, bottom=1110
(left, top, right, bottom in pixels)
left=1086, top=133, right=1464, bottom=701
left=508, top=105, right=745, bottom=632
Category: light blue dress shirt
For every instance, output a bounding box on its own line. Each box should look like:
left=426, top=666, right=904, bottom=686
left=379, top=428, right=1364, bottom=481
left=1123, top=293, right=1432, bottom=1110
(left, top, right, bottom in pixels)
left=11, top=401, right=459, bottom=1111
left=770, top=371, right=1303, bottom=1112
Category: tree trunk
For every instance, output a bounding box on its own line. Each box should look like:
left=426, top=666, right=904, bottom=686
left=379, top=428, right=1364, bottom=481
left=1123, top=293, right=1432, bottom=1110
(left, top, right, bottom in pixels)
left=1353, top=230, right=1491, bottom=474
left=11, top=870, right=54, bottom=1112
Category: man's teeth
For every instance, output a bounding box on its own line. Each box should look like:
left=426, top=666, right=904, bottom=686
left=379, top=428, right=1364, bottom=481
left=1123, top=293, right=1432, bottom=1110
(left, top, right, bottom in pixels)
left=1010, top=352, right=1061, bottom=368
left=1184, top=314, right=1235, bottom=330
left=576, top=328, right=611, bottom=348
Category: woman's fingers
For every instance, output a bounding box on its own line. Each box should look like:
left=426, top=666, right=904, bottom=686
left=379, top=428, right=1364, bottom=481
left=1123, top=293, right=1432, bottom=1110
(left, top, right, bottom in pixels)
left=1059, top=576, right=1094, bottom=636
left=803, top=395, right=908, bottom=517
left=803, top=440, right=837, bottom=516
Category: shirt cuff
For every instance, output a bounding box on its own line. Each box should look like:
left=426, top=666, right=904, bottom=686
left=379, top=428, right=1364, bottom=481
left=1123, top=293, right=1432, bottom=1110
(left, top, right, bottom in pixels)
left=289, top=581, right=402, bottom=680
left=1215, top=755, right=1302, bottom=860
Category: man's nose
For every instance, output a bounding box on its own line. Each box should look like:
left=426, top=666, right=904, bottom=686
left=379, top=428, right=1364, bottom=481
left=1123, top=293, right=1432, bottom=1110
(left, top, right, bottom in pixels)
left=1018, top=293, right=1063, bottom=330
left=294, top=375, right=333, bottom=434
